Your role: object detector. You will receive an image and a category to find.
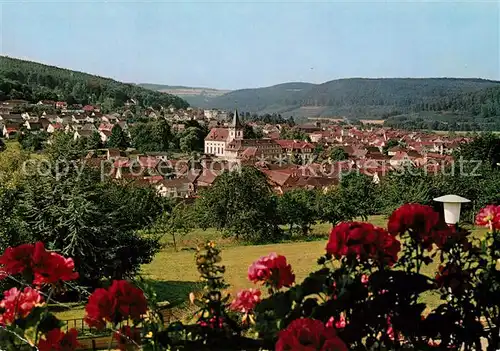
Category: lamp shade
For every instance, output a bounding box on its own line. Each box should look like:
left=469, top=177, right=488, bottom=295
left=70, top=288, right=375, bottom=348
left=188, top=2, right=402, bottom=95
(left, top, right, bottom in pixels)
left=433, top=195, right=470, bottom=225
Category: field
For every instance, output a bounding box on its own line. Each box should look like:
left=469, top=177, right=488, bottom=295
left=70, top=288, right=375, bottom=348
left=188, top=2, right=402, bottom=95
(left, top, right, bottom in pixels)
left=54, top=216, right=488, bottom=321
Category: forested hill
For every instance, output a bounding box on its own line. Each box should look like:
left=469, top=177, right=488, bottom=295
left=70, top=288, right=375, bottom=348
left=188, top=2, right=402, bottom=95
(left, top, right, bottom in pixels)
left=384, top=85, right=500, bottom=131
left=200, top=78, right=500, bottom=117
left=0, top=56, right=189, bottom=110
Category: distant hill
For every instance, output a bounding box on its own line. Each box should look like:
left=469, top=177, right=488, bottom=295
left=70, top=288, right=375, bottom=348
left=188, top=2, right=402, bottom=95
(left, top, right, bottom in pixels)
left=0, top=56, right=189, bottom=110
left=137, top=83, right=230, bottom=107
left=197, top=78, right=500, bottom=118
left=385, top=85, right=500, bottom=131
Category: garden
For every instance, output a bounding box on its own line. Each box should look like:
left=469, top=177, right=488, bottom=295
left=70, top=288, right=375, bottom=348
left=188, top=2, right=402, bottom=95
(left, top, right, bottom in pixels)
left=1, top=203, right=500, bottom=350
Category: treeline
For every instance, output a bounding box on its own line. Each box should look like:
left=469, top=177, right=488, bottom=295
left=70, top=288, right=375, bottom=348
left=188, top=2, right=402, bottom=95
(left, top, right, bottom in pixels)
left=384, top=113, right=500, bottom=131
left=418, top=86, right=500, bottom=118
left=0, top=56, right=189, bottom=111
left=384, top=86, right=500, bottom=131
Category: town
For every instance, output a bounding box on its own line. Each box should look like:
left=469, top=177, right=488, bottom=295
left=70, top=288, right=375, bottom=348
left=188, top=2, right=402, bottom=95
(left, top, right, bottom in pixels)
left=1, top=98, right=469, bottom=199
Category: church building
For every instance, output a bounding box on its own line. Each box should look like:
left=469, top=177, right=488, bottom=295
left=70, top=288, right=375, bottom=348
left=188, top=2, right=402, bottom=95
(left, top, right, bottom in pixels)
left=204, top=110, right=244, bottom=157
left=204, top=109, right=282, bottom=161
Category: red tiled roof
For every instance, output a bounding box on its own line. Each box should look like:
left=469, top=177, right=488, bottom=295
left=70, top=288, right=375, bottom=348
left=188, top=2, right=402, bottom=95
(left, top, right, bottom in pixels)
left=261, top=169, right=292, bottom=186
left=138, top=156, right=159, bottom=168
left=205, top=128, right=229, bottom=141
left=99, top=123, right=114, bottom=132
left=275, top=140, right=314, bottom=149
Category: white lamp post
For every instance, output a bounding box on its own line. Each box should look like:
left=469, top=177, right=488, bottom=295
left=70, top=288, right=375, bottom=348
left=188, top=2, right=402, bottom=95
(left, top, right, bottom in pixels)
left=433, top=195, right=471, bottom=226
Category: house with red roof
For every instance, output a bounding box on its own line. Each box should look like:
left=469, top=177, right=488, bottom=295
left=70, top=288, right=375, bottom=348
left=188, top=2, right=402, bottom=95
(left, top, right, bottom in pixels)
left=275, top=140, right=315, bottom=159
left=2, top=123, right=20, bottom=139
left=55, top=101, right=67, bottom=109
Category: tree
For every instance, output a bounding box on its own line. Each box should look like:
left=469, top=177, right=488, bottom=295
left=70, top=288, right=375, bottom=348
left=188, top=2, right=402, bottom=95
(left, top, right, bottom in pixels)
left=383, top=139, right=400, bottom=155
left=179, top=126, right=205, bottom=153
left=18, top=131, right=47, bottom=151
left=317, top=188, right=351, bottom=225
left=318, top=172, right=378, bottom=225
left=107, top=124, right=129, bottom=149
left=130, top=120, right=174, bottom=152
left=243, top=124, right=263, bottom=139
left=153, top=202, right=193, bottom=251
left=329, top=147, right=348, bottom=161
left=279, top=127, right=308, bottom=141
left=195, top=166, right=281, bottom=243
left=455, top=133, right=500, bottom=168
left=45, top=131, right=86, bottom=161
left=86, top=131, right=103, bottom=150
left=0, top=138, right=4, bottom=152
left=9, top=167, right=164, bottom=287
left=277, top=188, right=318, bottom=236
left=337, top=172, right=378, bottom=220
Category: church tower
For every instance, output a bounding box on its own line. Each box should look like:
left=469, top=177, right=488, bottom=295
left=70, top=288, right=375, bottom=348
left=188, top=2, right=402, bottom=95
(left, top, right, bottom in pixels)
left=228, top=109, right=244, bottom=141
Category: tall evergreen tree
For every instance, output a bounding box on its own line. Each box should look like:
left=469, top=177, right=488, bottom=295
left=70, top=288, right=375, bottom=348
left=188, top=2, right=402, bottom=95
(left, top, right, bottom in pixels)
left=107, top=125, right=129, bottom=149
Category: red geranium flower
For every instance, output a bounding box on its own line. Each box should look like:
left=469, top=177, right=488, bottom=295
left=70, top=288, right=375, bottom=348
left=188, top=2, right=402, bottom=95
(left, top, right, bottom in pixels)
left=0, top=243, right=35, bottom=279
left=248, top=253, right=295, bottom=289
left=276, top=317, right=348, bottom=351
left=85, top=280, right=148, bottom=329
left=326, top=222, right=401, bottom=266
left=113, top=326, right=141, bottom=351
left=32, top=243, right=79, bottom=285
left=388, top=204, right=443, bottom=249
left=0, top=287, right=44, bottom=326
left=230, top=288, right=261, bottom=314
left=388, top=203, right=439, bottom=235
left=108, top=280, right=148, bottom=321
left=37, top=328, right=80, bottom=351
left=475, top=205, right=500, bottom=231
left=0, top=242, right=79, bottom=285
left=84, top=288, right=114, bottom=329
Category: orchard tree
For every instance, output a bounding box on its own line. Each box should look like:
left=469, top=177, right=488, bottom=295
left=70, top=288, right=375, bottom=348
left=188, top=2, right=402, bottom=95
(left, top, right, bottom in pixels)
left=337, top=172, right=378, bottom=220
left=153, top=202, right=193, bottom=251
left=195, top=166, right=281, bottom=243
left=277, top=188, right=318, bottom=236
left=317, top=188, right=352, bottom=226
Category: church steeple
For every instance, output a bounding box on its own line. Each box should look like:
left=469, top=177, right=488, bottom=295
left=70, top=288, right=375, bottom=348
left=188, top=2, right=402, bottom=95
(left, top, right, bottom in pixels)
left=231, top=109, right=243, bottom=129
left=229, top=109, right=243, bottom=140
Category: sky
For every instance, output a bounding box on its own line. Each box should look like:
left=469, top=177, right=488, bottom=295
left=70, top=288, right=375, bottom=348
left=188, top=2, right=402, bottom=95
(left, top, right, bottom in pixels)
left=0, top=0, right=499, bottom=90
